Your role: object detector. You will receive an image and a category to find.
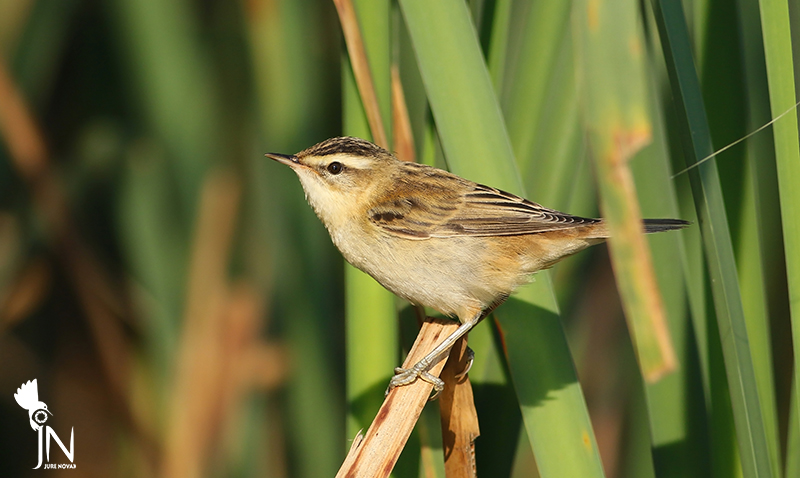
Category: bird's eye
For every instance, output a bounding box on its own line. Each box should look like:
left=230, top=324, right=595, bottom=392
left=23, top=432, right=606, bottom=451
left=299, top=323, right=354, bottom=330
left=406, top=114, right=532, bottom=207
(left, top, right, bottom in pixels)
left=327, top=161, right=343, bottom=174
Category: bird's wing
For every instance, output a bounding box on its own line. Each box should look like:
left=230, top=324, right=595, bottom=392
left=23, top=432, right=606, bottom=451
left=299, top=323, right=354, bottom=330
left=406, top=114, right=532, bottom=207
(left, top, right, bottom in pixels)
left=14, top=379, right=38, bottom=408
left=368, top=180, right=599, bottom=239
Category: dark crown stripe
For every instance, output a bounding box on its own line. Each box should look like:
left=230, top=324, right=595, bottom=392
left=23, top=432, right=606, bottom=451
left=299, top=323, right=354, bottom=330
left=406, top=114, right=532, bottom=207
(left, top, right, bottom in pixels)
left=299, top=136, right=388, bottom=158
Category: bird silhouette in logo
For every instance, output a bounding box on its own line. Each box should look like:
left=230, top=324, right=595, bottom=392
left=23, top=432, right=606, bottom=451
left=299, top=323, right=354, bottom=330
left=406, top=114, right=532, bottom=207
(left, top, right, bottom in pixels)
left=14, top=379, right=52, bottom=431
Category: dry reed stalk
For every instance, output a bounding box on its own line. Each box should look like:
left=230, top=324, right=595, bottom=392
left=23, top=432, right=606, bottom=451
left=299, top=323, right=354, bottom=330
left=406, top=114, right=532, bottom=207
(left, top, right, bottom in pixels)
left=391, top=64, right=416, bottom=163
left=439, top=335, right=479, bottom=477
left=332, top=0, right=388, bottom=149
left=336, top=317, right=459, bottom=478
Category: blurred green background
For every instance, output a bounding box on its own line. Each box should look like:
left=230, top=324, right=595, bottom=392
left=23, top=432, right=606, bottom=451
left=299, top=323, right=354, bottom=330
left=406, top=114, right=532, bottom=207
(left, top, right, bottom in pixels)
left=0, top=0, right=796, bottom=477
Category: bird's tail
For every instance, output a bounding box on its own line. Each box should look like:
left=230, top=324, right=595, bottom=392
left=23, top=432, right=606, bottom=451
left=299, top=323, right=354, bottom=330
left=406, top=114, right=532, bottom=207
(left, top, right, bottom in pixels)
left=581, top=218, right=689, bottom=238
left=643, top=218, right=691, bottom=233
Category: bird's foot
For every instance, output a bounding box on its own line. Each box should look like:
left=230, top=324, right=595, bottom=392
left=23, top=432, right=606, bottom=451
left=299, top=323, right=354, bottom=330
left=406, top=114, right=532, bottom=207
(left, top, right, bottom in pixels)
left=454, top=346, right=475, bottom=381
left=385, top=359, right=445, bottom=400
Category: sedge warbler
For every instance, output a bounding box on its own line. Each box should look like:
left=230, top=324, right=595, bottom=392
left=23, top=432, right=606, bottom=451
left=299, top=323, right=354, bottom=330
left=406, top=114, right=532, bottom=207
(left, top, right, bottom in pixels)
left=267, top=136, right=687, bottom=395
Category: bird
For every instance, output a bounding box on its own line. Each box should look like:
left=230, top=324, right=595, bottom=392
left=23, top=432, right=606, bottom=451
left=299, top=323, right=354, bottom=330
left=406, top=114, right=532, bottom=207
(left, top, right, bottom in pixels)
left=14, top=379, right=52, bottom=431
left=266, top=136, right=688, bottom=394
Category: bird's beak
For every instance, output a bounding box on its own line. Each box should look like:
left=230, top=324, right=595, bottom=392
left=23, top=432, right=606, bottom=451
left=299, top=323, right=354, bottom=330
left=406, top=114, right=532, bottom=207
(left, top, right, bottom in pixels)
left=265, top=153, right=301, bottom=168
left=45, top=409, right=53, bottom=415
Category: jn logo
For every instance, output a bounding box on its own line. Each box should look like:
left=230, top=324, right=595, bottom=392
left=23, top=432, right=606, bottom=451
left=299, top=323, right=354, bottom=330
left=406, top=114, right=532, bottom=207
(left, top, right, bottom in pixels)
left=14, top=379, right=76, bottom=470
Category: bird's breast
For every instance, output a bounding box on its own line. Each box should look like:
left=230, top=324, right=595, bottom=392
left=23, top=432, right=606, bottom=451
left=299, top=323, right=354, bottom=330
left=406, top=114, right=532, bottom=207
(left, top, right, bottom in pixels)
left=327, top=223, right=521, bottom=320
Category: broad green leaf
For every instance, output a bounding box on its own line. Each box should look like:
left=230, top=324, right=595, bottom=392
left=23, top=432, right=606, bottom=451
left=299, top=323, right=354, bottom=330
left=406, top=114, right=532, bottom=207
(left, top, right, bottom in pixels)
left=576, top=0, right=676, bottom=381
left=502, top=0, right=572, bottom=172
left=494, top=292, right=604, bottom=478
left=756, top=1, right=800, bottom=473
left=398, top=1, right=605, bottom=476
left=634, top=64, right=707, bottom=475
left=734, top=0, right=786, bottom=473
left=699, top=4, right=780, bottom=472
left=649, top=0, right=776, bottom=475
left=341, top=0, right=398, bottom=438
left=398, top=0, right=521, bottom=191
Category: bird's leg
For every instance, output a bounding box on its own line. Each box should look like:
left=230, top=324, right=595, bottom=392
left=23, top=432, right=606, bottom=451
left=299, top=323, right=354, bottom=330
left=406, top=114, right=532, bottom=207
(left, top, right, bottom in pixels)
left=387, top=311, right=482, bottom=398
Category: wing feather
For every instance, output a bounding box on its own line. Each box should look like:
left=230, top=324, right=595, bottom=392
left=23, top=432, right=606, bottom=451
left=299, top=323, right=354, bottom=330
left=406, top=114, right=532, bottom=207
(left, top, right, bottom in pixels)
left=367, top=167, right=599, bottom=239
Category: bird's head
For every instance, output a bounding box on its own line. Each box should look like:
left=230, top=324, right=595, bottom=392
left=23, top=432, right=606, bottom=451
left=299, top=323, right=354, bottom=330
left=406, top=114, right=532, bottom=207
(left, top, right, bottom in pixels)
left=266, top=137, right=398, bottom=228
